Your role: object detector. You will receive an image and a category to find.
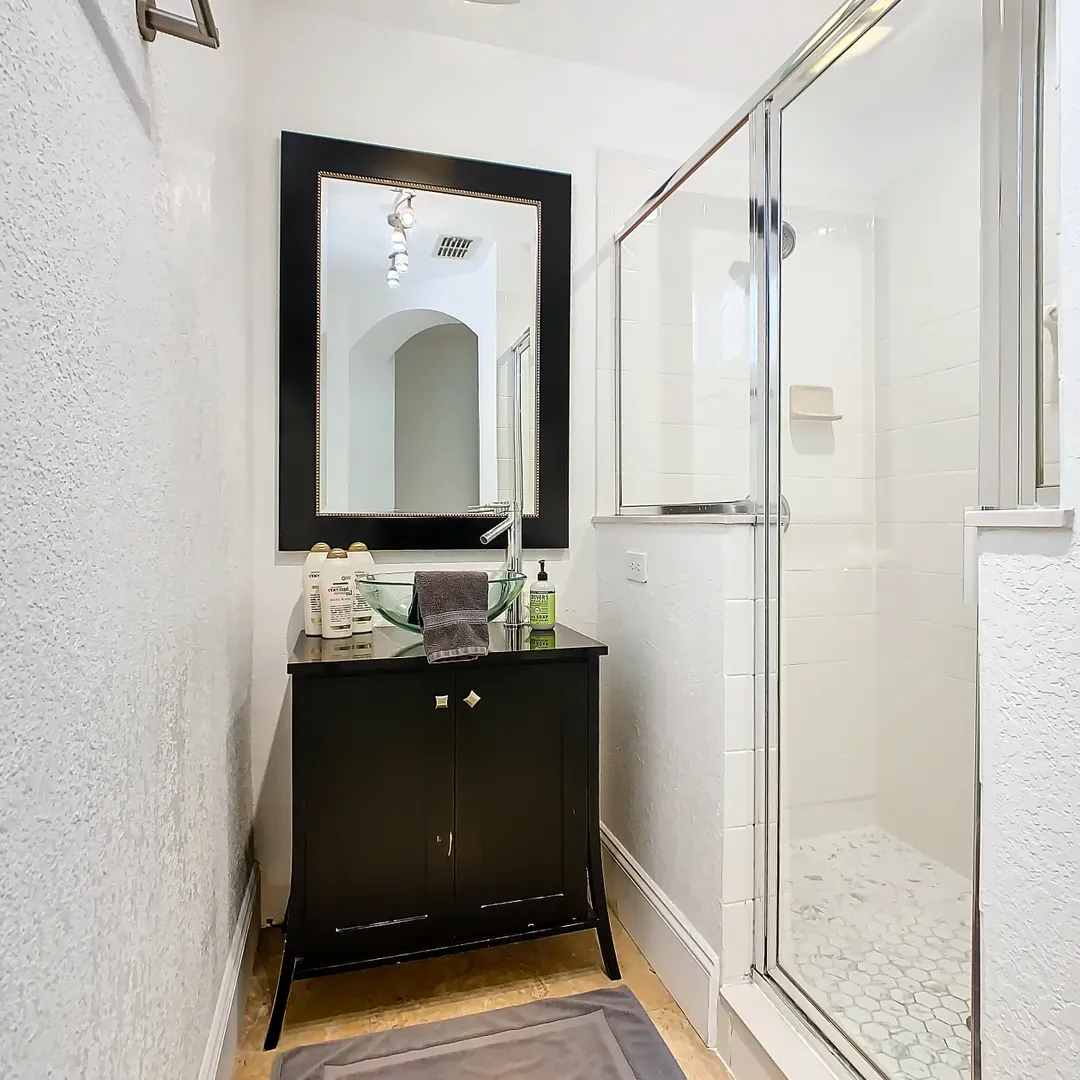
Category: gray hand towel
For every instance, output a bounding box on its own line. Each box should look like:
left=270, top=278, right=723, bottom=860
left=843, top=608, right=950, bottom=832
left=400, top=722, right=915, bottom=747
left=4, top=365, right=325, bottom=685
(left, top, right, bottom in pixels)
left=411, top=571, right=490, bottom=663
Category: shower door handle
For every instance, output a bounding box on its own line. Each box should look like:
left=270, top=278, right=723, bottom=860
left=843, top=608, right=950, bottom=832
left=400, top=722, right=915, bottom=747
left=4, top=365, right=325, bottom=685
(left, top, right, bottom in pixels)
left=780, top=494, right=791, bottom=531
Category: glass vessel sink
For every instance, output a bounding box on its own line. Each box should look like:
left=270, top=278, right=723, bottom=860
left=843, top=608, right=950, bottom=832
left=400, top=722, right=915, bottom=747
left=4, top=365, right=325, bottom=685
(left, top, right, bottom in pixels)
left=355, top=571, right=527, bottom=633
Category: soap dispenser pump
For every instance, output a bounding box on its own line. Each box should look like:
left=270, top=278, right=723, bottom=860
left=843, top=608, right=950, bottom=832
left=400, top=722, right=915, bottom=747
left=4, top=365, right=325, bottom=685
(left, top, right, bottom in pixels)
left=529, top=560, right=556, bottom=630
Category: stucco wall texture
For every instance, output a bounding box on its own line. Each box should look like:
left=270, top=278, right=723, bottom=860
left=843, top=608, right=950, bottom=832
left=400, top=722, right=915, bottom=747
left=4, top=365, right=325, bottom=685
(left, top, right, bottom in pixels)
left=0, top=2, right=253, bottom=1077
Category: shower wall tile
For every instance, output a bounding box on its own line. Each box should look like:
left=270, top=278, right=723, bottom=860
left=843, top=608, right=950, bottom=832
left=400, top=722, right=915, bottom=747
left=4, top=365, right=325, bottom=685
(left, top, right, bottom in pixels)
left=781, top=523, right=877, bottom=571
left=721, top=900, right=754, bottom=981
left=722, top=826, right=755, bottom=904
left=780, top=476, right=875, bottom=524
left=875, top=361, right=980, bottom=431
left=873, top=117, right=980, bottom=877
left=723, top=750, right=755, bottom=828
left=875, top=305, right=980, bottom=380
left=781, top=568, right=876, bottom=618
left=876, top=468, right=979, bottom=524
left=616, top=163, right=754, bottom=510
left=782, top=613, right=875, bottom=667
left=876, top=522, right=966, bottom=576
left=877, top=416, right=980, bottom=477
left=782, top=431, right=874, bottom=480
left=723, top=600, right=755, bottom=675
left=724, top=676, right=755, bottom=751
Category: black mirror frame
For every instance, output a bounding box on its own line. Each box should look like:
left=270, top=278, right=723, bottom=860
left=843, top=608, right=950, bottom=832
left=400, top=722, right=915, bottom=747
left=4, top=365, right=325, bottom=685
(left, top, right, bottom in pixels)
left=278, top=131, right=571, bottom=552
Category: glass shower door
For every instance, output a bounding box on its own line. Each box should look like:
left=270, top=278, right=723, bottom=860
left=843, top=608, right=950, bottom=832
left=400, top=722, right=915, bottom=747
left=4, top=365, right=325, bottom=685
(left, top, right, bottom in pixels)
left=764, top=1, right=981, bottom=1078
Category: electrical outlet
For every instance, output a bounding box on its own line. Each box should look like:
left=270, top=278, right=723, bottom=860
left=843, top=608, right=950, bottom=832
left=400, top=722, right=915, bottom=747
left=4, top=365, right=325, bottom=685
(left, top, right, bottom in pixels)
left=625, top=551, right=648, bottom=583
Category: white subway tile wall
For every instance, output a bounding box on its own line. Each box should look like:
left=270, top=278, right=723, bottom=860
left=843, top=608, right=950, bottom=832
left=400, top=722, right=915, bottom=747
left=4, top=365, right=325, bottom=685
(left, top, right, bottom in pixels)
left=872, top=101, right=980, bottom=877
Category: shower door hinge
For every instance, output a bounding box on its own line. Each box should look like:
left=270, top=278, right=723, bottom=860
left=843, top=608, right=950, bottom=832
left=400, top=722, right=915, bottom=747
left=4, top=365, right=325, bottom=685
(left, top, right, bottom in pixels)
left=137, top=0, right=220, bottom=48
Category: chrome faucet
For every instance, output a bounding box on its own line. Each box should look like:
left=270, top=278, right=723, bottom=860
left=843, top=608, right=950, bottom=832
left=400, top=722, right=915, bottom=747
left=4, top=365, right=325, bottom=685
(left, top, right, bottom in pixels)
left=480, top=328, right=530, bottom=630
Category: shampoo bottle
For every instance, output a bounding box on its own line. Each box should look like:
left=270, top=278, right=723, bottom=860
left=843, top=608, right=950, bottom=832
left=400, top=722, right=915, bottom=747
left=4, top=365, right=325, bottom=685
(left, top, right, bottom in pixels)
left=529, top=560, right=556, bottom=630
left=319, top=549, right=354, bottom=639
left=302, top=542, right=331, bottom=636
left=347, top=542, right=376, bottom=634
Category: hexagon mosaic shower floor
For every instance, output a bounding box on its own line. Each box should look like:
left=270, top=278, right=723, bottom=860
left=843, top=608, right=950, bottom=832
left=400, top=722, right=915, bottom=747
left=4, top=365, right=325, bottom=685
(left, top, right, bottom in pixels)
left=785, top=828, right=972, bottom=1080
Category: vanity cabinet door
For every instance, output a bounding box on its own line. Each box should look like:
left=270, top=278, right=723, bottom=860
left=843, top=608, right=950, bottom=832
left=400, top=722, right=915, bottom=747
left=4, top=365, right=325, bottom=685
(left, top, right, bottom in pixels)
left=453, top=662, right=589, bottom=934
left=298, top=671, right=455, bottom=963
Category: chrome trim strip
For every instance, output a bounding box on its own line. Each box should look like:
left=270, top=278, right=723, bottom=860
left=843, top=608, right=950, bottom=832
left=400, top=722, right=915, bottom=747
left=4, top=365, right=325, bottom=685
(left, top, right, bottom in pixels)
left=750, top=99, right=770, bottom=975
left=613, top=238, right=624, bottom=514
left=762, top=94, right=783, bottom=980
left=1018, top=0, right=1044, bottom=506
left=979, top=0, right=1007, bottom=508
left=764, top=967, right=884, bottom=1080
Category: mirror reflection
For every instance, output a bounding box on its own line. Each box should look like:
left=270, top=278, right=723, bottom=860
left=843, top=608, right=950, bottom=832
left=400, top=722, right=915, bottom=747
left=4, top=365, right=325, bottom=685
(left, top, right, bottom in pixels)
left=318, top=176, right=540, bottom=516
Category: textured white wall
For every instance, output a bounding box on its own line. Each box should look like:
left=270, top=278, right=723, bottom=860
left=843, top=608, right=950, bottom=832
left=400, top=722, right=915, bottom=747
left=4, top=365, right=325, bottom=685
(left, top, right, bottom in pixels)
left=596, top=522, right=755, bottom=979
left=248, top=0, right=730, bottom=921
left=978, top=0, right=1080, bottom=1073
left=0, top=1, right=253, bottom=1077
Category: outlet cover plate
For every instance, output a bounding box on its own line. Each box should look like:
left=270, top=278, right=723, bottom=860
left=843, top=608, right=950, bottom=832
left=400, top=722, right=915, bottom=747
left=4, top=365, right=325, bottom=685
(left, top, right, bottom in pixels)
left=625, top=551, right=648, bottom=583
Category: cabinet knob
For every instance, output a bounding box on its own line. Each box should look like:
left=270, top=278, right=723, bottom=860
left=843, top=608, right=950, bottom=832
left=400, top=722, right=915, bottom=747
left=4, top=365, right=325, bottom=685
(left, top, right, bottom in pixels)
left=435, top=695, right=449, bottom=709
left=463, top=690, right=481, bottom=708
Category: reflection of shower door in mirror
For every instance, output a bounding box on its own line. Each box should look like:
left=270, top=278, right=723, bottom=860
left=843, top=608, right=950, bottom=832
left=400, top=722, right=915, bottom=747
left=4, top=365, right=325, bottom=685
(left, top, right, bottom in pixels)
left=762, top=1, right=980, bottom=1078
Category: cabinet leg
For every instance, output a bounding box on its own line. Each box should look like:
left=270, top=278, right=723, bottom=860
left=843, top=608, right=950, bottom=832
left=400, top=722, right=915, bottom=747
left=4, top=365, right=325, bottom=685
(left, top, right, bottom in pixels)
left=588, top=838, right=621, bottom=981
left=263, top=947, right=299, bottom=1051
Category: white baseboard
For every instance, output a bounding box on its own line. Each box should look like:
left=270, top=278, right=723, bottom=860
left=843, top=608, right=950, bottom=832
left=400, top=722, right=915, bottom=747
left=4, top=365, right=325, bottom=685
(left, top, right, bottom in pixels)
left=600, top=823, right=719, bottom=1048
left=199, top=865, right=260, bottom=1080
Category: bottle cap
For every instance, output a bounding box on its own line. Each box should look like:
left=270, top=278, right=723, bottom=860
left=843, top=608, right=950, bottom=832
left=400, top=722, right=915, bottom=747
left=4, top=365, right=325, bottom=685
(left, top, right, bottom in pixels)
left=310, top=542, right=331, bottom=553
left=348, top=542, right=369, bottom=552
left=326, top=548, right=349, bottom=559
left=537, top=559, right=548, bottom=581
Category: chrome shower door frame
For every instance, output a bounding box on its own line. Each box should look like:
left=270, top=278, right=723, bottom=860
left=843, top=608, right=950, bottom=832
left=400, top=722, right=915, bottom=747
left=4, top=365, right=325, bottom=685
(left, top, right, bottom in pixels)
left=611, top=0, right=1049, bottom=1073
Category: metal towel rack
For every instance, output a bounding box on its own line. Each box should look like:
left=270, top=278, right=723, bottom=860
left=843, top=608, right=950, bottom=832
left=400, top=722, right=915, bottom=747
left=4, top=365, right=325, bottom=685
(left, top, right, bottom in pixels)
left=137, top=0, right=219, bottom=48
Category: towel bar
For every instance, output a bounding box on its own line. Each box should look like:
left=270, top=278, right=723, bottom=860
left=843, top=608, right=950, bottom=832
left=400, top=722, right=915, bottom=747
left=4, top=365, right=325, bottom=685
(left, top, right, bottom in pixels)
left=137, top=0, right=219, bottom=48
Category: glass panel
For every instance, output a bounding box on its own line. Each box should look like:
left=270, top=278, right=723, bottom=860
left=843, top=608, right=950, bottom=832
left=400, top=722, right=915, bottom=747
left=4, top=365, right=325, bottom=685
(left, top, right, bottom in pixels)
left=774, top=2, right=980, bottom=1077
left=1039, top=0, right=1060, bottom=501
left=618, top=124, right=753, bottom=509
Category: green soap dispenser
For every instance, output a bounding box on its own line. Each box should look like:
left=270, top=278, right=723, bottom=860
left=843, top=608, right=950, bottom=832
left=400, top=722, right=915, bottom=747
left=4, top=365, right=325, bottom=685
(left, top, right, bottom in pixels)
left=529, top=560, right=556, bottom=630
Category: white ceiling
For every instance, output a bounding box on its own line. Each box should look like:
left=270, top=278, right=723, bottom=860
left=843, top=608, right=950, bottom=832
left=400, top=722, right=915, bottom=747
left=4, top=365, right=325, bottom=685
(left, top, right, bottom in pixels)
left=294, top=0, right=843, bottom=97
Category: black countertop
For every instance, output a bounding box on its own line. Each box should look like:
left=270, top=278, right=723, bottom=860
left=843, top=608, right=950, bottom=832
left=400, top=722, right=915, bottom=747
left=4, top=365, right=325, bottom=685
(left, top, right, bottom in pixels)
left=288, top=622, right=607, bottom=675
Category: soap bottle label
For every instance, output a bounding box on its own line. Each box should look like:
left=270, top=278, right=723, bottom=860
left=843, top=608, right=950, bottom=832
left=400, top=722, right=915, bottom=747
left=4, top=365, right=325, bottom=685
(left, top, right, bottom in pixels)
left=529, top=591, right=555, bottom=629
left=324, top=583, right=352, bottom=633
left=307, top=574, right=322, bottom=627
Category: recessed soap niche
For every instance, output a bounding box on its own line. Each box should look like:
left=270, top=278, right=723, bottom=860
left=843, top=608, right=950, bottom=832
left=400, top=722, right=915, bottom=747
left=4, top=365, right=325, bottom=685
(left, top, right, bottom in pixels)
left=789, top=384, right=842, bottom=422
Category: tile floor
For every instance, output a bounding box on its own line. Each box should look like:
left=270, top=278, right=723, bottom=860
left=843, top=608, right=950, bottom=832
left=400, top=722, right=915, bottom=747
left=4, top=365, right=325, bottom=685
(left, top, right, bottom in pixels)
left=235, top=913, right=731, bottom=1080
left=784, top=828, right=972, bottom=1080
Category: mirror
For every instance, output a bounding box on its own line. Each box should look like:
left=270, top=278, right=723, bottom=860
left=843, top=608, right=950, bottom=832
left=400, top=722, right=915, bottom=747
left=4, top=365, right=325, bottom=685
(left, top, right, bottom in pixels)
left=318, top=178, right=540, bottom=516
left=278, top=132, right=570, bottom=552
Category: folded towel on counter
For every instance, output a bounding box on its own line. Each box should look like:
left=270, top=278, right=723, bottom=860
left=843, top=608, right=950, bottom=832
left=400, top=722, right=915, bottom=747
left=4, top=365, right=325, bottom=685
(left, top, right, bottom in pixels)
left=410, top=570, right=490, bottom=663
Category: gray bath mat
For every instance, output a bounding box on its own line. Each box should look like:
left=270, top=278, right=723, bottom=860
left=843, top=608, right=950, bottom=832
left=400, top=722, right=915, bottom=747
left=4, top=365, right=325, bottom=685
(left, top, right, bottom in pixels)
left=271, top=987, right=686, bottom=1080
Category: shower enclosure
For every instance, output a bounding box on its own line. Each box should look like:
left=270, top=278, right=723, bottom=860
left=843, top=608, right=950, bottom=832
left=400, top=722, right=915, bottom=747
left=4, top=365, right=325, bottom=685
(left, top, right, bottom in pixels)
left=613, top=0, right=1056, bottom=1077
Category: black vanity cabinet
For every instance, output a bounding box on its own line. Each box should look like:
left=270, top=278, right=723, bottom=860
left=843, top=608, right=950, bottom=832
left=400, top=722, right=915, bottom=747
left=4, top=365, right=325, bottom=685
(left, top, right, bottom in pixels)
left=264, top=624, right=618, bottom=1050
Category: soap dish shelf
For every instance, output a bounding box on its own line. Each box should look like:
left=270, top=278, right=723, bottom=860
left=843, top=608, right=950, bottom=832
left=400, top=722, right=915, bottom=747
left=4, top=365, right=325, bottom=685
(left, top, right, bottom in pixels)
left=789, top=384, right=842, bottom=422
left=791, top=410, right=843, bottom=421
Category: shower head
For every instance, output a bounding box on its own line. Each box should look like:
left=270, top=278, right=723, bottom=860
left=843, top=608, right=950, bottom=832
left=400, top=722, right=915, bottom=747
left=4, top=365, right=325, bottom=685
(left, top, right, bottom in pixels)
left=781, top=220, right=797, bottom=259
